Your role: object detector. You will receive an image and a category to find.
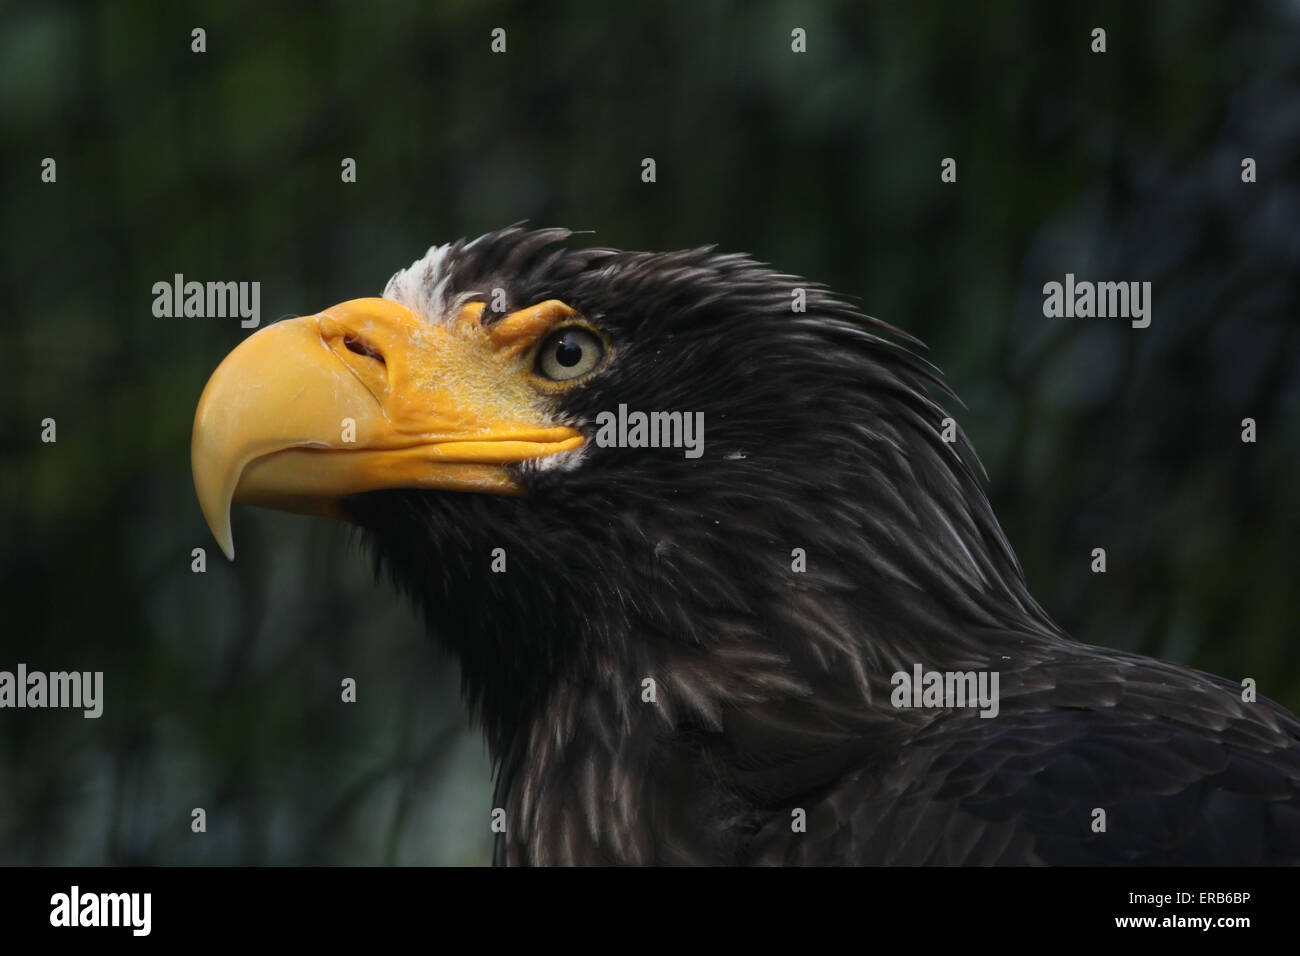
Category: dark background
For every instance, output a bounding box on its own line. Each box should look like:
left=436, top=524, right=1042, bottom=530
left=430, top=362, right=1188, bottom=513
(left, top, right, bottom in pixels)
left=1, top=1, right=1297, bottom=865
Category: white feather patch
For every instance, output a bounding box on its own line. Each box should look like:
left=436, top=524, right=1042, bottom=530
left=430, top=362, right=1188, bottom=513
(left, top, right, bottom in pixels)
left=382, top=243, right=473, bottom=324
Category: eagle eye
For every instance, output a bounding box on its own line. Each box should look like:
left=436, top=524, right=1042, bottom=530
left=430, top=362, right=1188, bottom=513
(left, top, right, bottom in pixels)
left=535, top=326, right=606, bottom=382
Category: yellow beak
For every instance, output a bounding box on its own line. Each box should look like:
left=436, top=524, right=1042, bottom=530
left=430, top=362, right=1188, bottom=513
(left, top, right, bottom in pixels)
left=192, top=297, right=584, bottom=559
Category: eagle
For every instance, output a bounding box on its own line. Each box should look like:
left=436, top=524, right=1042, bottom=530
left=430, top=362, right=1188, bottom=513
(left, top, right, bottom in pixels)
left=191, top=225, right=1300, bottom=865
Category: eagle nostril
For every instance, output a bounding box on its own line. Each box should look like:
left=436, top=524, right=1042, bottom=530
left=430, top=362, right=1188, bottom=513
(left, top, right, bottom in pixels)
left=344, top=335, right=386, bottom=365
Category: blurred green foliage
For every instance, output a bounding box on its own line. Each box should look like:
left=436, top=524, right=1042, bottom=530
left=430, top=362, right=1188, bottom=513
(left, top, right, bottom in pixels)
left=1, top=0, right=1297, bottom=864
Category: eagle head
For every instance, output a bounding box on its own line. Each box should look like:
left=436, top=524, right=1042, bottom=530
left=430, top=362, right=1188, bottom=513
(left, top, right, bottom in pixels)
left=192, top=225, right=1060, bottom=863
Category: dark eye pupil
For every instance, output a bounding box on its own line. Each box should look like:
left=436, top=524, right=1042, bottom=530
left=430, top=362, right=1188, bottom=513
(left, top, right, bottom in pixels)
left=555, top=337, right=583, bottom=367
